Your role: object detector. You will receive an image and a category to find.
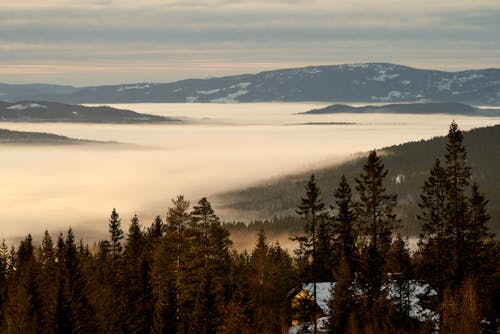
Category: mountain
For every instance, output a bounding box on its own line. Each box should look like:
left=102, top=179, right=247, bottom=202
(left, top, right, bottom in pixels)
left=2, top=63, right=500, bottom=105
left=0, top=128, right=101, bottom=144
left=301, top=102, right=500, bottom=116
left=215, top=124, right=500, bottom=234
left=0, top=101, right=181, bottom=123
left=0, top=83, right=78, bottom=101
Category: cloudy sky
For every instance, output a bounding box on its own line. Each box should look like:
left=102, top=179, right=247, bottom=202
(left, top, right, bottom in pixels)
left=2, top=0, right=500, bottom=86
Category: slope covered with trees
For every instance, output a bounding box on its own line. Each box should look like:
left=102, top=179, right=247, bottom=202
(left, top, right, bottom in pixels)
left=217, top=124, right=500, bottom=234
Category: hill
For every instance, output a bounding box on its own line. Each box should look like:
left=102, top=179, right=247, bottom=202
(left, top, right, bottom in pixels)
left=2, top=63, right=500, bottom=105
left=0, top=101, right=180, bottom=123
left=301, top=102, right=500, bottom=116
left=0, top=128, right=104, bottom=144
left=216, top=125, right=500, bottom=234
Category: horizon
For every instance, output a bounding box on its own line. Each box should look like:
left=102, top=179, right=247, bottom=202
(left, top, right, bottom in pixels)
left=2, top=61, right=500, bottom=87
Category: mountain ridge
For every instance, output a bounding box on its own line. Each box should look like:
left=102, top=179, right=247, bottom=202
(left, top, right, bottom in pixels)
left=2, top=62, right=500, bottom=105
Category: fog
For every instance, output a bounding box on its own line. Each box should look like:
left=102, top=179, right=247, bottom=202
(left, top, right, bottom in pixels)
left=1, top=102, right=499, bottom=243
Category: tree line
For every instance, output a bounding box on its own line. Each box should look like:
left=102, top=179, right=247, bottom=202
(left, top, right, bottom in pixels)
left=0, top=121, right=499, bottom=333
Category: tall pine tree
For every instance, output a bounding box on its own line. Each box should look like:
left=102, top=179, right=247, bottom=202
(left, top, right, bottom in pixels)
left=355, top=150, right=398, bottom=305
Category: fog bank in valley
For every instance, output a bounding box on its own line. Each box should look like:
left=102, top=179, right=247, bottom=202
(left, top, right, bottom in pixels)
left=1, top=103, right=499, bottom=244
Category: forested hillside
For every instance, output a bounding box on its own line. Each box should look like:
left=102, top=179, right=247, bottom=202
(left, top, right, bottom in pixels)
left=217, top=124, right=500, bottom=234
left=1, top=122, right=499, bottom=333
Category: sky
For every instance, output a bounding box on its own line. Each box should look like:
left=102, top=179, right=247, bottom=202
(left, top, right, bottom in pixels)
left=2, top=0, right=500, bottom=86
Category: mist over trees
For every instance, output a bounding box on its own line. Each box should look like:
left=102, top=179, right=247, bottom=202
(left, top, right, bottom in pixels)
left=1, top=122, right=499, bottom=333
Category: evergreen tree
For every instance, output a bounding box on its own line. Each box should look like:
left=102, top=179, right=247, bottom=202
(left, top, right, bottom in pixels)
left=355, top=150, right=398, bottom=305
left=148, top=215, right=164, bottom=240
left=444, top=121, right=471, bottom=287
left=388, top=234, right=412, bottom=327
left=123, top=214, right=152, bottom=333
left=292, top=174, right=327, bottom=334
left=331, top=175, right=358, bottom=278
left=108, top=208, right=123, bottom=269
left=466, top=183, right=493, bottom=273
left=417, top=158, right=449, bottom=301
left=60, top=229, right=95, bottom=334
left=328, top=255, right=354, bottom=334
left=189, top=197, right=232, bottom=334
left=0, top=240, right=8, bottom=332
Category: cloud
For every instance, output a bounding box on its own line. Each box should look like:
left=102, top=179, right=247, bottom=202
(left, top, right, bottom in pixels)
left=1, top=0, right=500, bottom=84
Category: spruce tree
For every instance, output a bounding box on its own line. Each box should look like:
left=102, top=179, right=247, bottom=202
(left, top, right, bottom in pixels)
left=331, top=175, right=358, bottom=278
left=444, top=121, right=471, bottom=287
left=355, top=150, right=398, bottom=305
left=417, top=158, right=449, bottom=301
left=292, top=174, right=327, bottom=334
left=108, top=208, right=123, bottom=269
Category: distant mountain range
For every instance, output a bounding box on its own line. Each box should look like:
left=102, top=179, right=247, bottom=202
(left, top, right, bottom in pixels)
left=0, top=128, right=99, bottom=144
left=0, top=101, right=180, bottom=123
left=2, top=63, right=500, bottom=105
left=301, top=102, right=500, bottom=116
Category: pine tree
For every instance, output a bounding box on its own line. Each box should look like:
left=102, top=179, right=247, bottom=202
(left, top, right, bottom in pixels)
left=108, top=208, right=123, bottom=269
left=355, top=150, right=398, bottom=305
left=148, top=215, right=164, bottom=240
left=388, top=234, right=412, bottom=326
left=444, top=121, right=471, bottom=287
left=328, top=255, right=354, bottom=334
left=123, top=214, right=151, bottom=333
left=0, top=240, right=8, bottom=332
left=466, top=183, right=493, bottom=272
left=417, top=158, right=449, bottom=301
left=292, top=174, right=327, bottom=334
left=60, top=229, right=95, bottom=334
left=331, top=175, right=358, bottom=278
left=189, top=197, right=231, bottom=334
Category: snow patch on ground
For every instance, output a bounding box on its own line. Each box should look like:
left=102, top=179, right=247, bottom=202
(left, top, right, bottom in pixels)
left=211, top=90, right=248, bottom=103
left=71, top=111, right=79, bottom=116
left=437, top=78, right=453, bottom=91
left=302, top=68, right=321, bottom=75
left=185, top=96, right=198, bottom=102
left=457, top=73, right=484, bottom=84
left=229, top=82, right=252, bottom=89
left=172, top=88, right=183, bottom=93
left=7, top=103, right=47, bottom=110
left=340, top=64, right=370, bottom=70
left=302, top=282, right=335, bottom=314
left=290, top=280, right=437, bottom=333
left=371, top=70, right=399, bottom=82
left=197, top=88, right=222, bottom=95
left=371, top=91, right=409, bottom=102
left=117, top=84, right=149, bottom=92
left=401, top=80, right=411, bottom=85
left=395, top=173, right=405, bottom=184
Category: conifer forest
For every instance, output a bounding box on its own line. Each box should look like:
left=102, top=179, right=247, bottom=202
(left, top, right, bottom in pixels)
left=1, top=122, right=499, bottom=334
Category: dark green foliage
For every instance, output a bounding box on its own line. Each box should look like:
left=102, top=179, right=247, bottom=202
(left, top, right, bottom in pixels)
left=355, top=150, right=398, bottom=305
left=417, top=158, right=449, bottom=301
left=108, top=208, right=123, bottom=268
left=328, top=256, right=354, bottom=334
left=292, top=174, right=329, bottom=281
left=388, top=234, right=413, bottom=327
left=293, top=174, right=328, bottom=334
left=331, top=175, right=358, bottom=277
